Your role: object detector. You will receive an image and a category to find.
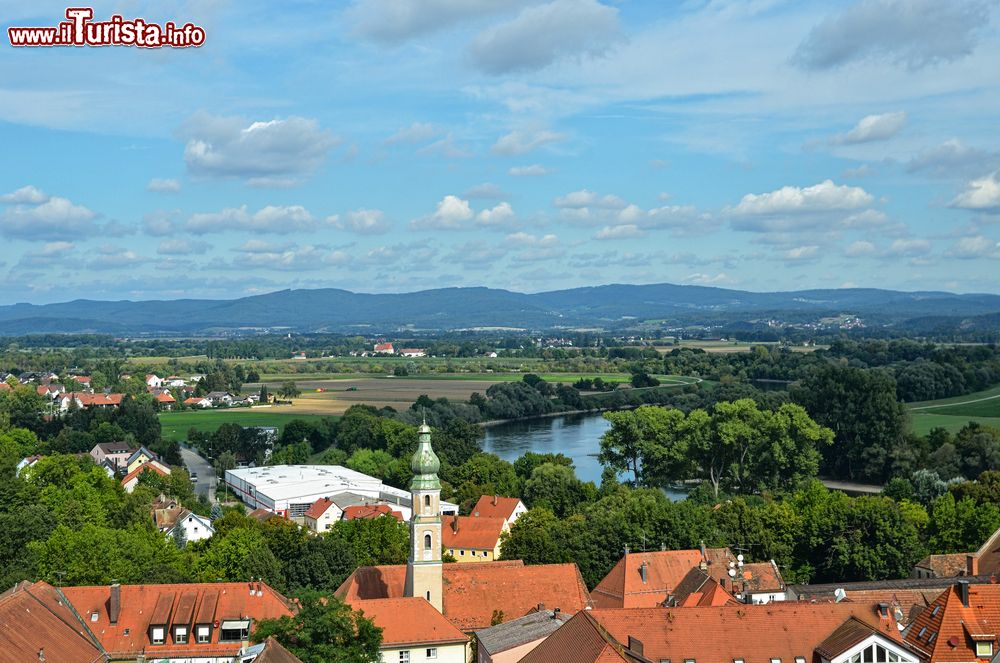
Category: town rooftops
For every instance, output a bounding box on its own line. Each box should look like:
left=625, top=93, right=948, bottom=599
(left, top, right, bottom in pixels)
left=442, top=514, right=506, bottom=550
left=342, top=504, right=403, bottom=521
left=0, top=581, right=105, bottom=663
left=520, top=602, right=915, bottom=663
left=121, top=460, right=170, bottom=486
left=95, top=441, right=133, bottom=455
left=245, top=636, right=305, bottom=663
left=351, top=598, right=467, bottom=647
left=475, top=607, right=571, bottom=656
left=303, top=497, right=336, bottom=520
left=666, top=567, right=739, bottom=607
left=591, top=548, right=708, bottom=608
left=60, top=581, right=294, bottom=659
left=905, top=581, right=1000, bottom=661
left=335, top=560, right=592, bottom=631
left=915, top=552, right=975, bottom=577
left=472, top=495, right=523, bottom=521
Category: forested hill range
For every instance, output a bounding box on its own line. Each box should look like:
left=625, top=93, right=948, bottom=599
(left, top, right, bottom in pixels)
left=1, top=283, right=1000, bottom=336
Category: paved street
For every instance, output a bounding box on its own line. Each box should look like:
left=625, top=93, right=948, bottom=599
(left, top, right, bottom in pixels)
left=180, top=445, right=217, bottom=504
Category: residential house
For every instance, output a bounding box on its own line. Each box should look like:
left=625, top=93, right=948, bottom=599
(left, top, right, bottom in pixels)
left=664, top=567, right=741, bottom=607
left=912, top=553, right=976, bottom=579
left=520, top=603, right=920, bottom=663
left=238, top=637, right=305, bottom=663
left=36, top=383, right=65, bottom=398
left=303, top=497, right=339, bottom=534
left=164, top=376, right=188, bottom=387
left=154, top=390, right=177, bottom=410
left=122, top=460, right=171, bottom=493
left=442, top=514, right=508, bottom=562
left=126, top=445, right=159, bottom=474
left=474, top=607, right=570, bottom=663
left=190, top=374, right=206, bottom=383
left=58, top=392, right=124, bottom=412
left=471, top=495, right=527, bottom=527
left=342, top=504, right=404, bottom=522
left=15, top=454, right=44, bottom=475
left=905, top=580, right=1000, bottom=661
left=60, top=581, right=294, bottom=661
left=154, top=505, right=215, bottom=543
left=90, top=441, right=135, bottom=471
left=351, top=598, right=468, bottom=663
left=184, top=396, right=213, bottom=408
left=208, top=391, right=236, bottom=406
left=374, top=342, right=395, bottom=354
left=399, top=348, right=426, bottom=357
left=146, top=374, right=163, bottom=388
left=0, top=382, right=10, bottom=392
left=0, top=581, right=108, bottom=662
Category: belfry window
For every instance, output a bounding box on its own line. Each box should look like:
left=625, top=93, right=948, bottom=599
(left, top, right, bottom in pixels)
left=424, top=533, right=432, bottom=551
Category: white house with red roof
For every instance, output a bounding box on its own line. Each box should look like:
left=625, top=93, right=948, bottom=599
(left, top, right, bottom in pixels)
left=472, top=495, right=527, bottom=527
left=374, top=342, right=395, bottom=354
left=352, top=598, right=468, bottom=663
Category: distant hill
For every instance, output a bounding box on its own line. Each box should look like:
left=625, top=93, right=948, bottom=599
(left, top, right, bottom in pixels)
left=0, top=284, right=998, bottom=335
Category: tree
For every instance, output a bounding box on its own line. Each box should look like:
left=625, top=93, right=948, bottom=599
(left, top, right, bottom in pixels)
left=927, top=492, right=1000, bottom=554
left=278, top=381, right=301, bottom=398
left=522, top=463, right=596, bottom=518
left=253, top=592, right=381, bottom=663
left=196, top=527, right=284, bottom=585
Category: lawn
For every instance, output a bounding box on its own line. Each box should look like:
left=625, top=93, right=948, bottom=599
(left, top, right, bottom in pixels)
left=159, top=409, right=331, bottom=441
left=908, top=384, right=1000, bottom=409
left=908, top=413, right=1000, bottom=437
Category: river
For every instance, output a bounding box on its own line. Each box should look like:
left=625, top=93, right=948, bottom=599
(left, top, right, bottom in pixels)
left=481, top=412, right=687, bottom=500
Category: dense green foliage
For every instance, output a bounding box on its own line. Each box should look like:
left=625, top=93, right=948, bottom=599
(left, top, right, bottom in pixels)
left=254, top=592, right=382, bottom=663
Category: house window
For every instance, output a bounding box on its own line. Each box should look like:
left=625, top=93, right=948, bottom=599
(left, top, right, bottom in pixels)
left=977, top=642, right=993, bottom=658
left=460, top=550, right=465, bottom=556
left=196, top=625, right=211, bottom=643
left=795, top=658, right=806, bottom=663
left=426, top=648, right=437, bottom=658
left=174, top=626, right=188, bottom=644
left=770, top=659, right=781, bottom=663
left=399, top=651, right=410, bottom=663
left=424, top=495, right=431, bottom=511
left=220, top=620, right=250, bottom=642
left=426, top=591, right=431, bottom=602
left=151, top=626, right=165, bottom=645
left=734, top=659, right=744, bottom=663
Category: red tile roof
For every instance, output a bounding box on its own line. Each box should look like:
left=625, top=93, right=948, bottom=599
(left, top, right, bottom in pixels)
left=905, top=582, right=1000, bottom=661
left=342, top=504, right=403, bottom=522
left=303, top=497, right=335, bottom=520
left=155, top=392, right=176, bottom=404
left=121, top=461, right=169, bottom=486
left=916, top=553, right=973, bottom=578
left=65, top=392, right=124, bottom=407
left=61, top=582, right=294, bottom=659
left=978, top=527, right=1000, bottom=576
left=0, top=581, right=105, bottom=663
left=351, top=598, right=467, bottom=647
left=471, top=495, right=523, bottom=522
left=591, top=549, right=706, bottom=608
left=442, top=515, right=506, bottom=551
left=0, top=383, right=11, bottom=391
left=522, top=602, right=913, bottom=663
left=335, top=560, right=592, bottom=631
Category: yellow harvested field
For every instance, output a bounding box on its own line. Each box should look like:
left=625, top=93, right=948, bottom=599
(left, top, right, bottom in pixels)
left=266, top=378, right=505, bottom=415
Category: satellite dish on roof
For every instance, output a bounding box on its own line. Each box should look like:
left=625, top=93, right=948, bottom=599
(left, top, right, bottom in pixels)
left=834, top=588, right=847, bottom=603
left=737, top=554, right=744, bottom=562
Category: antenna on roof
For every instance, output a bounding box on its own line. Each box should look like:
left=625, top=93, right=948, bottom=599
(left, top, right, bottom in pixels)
left=834, top=588, right=847, bottom=603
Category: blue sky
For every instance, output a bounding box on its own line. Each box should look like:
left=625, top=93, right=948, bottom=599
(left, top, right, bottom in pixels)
left=1, top=0, right=999, bottom=304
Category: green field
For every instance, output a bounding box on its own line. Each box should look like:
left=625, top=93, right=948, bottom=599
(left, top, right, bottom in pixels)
left=159, top=410, right=330, bottom=441
left=906, top=384, right=1000, bottom=436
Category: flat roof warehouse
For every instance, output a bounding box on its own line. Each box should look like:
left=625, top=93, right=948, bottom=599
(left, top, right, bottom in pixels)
left=224, top=464, right=458, bottom=518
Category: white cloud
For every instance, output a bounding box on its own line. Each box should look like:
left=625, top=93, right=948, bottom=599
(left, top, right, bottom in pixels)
left=783, top=245, right=820, bottom=261
left=509, top=164, right=551, bottom=177
left=477, top=202, right=515, bottom=227
left=907, top=140, right=1000, bottom=178
left=347, top=0, right=528, bottom=43
left=157, top=239, right=210, bottom=255
left=794, top=0, right=990, bottom=70
left=506, top=231, right=557, bottom=246
left=732, top=180, right=874, bottom=215
left=887, top=238, right=932, bottom=256
left=185, top=205, right=316, bottom=235
left=492, top=129, right=565, bottom=156
left=554, top=189, right=626, bottom=209
left=846, top=240, right=877, bottom=256
left=416, top=134, right=472, bottom=159
left=594, top=224, right=644, bottom=240
left=411, top=195, right=475, bottom=230
left=1, top=185, right=48, bottom=204
left=181, top=112, right=338, bottom=186
left=143, top=210, right=179, bottom=237
left=841, top=209, right=889, bottom=228
left=384, top=122, right=440, bottom=145
left=469, top=0, right=621, bottom=74
left=0, top=195, right=97, bottom=239
left=19, top=241, right=76, bottom=267
left=950, top=172, right=1000, bottom=210
left=238, top=239, right=295, bottom=254
left=945, top=235, right=1000, bottom=259
left=332, top=208, right=391, bottom=235
left=88, top=246, right=143, bottom=270
left=147, top=178, right=182, bottom=193
left=684, top=272, right=734, bottom=285
left=832, top=112, right=907, bottom=144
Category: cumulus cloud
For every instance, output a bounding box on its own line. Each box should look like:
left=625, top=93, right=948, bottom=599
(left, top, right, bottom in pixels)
left=331, top=208, right=391, bottom=235
left=19, top=241, right=75, bottom=267
left=147, top=178, right=181, bottom=193
left=185, top=205, right=316, bottom=235
left=506, top=231, right=557, bottom=246
left=731, top=180, right=874, bottom=215
left=794, top=0, right=990, bottom=70
left=231, top=244, right=349, bottom=272
left=181, top=112, right=338, bottom=186
left=477, top=202, right=516, bottom=227
left=594, top=224, right=644, bottom=240
left=950, top=172, right=1000, bottom=211
left=846, top=240, right=877, bottom=256
left=346, top=0, right=527, bottom=43
left=554, top=189, right=627, bottom=210
left=416, top=134, right=473, bottom=159
left=1, top=195, right=98, bottom=239
left=946, top=236, right=1000, bottom=259
left=509, top=164, right=551, bottom=177
left=783, top=245, right=820, bottom=261
left=469, top=0, right=621, bottom=74
left=1, top=185, right=48, bottom=204
left=832, top=112, right=907, bottom=144
left=492, top=129, right=565, bottom=156
left=88, top=245, right=143, bottom=270
left=411, top=195, right=475, bottom=230
left=157, top=239, right=211, bottom=255
left=887, top=238, right=932, bottom=257
left=907, top=140, right=1000, bottom=179
left=443, top=240, right=509, bottom=267
left=384, top=122, right=440, bottom=145
left=684, top=272, right=734, bottom=285
left=143, top=210, right=179, bottom=237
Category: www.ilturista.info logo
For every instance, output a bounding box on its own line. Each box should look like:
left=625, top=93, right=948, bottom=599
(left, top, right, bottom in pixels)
left=8, top=8, right=206, bottom=48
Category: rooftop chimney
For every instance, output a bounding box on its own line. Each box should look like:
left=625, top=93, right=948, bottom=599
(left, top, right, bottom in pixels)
left=640, top=561, right=649, bottom=584
left=627, top=636, right=644, bottom=656
left=957, top=580, right=971, bottom=608
left=109, top=583, right=121, bottom=625
left=553, top=607, right=561, bottom=619
left=451, top=515, right=459, bottom=533
left=492, top=495, right=498, bottom=506
left=968, top=554, right=979, bottom=577
left=877, top=603, right=890, bottom=619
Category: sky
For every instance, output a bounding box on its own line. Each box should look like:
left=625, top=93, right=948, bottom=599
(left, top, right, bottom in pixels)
left=1, top=0, right=999, bottom=305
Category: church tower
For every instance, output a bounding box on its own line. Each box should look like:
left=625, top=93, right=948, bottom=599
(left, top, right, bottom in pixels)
left=404, top=422, right=443, bottom=612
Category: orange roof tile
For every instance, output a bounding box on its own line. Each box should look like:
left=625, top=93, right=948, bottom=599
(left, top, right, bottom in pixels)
left=518, top=610, right=643, bottom=663
left=122, top=462, right=169, bottom=485
left=351, top=598, right=467, bottom=647
left=591, top=549, right=706, bottom=608
left=471, top=495, right=523, bottom=521
left=155, top=392, right=176, bottom=403
left=342, top=504, right=403, bottom=522
left=442, top=515, right=506, bottom=551
left=905, top=582, right=1000, bottom=660
left=61, top=582, right=294, bottom=659
left=0, top=581, right=105, bottom=663
left=303, top=497, right=335, bottom=520
left=335, top=560, right=592, bottom=632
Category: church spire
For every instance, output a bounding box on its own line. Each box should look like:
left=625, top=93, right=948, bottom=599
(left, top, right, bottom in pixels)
left=410, top=421, right=441, bottom=490
left=405, top=421, right=443, bottom=612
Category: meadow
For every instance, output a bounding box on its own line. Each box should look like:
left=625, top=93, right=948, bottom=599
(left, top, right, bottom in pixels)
left=906, top=384, right=1000, bottom=435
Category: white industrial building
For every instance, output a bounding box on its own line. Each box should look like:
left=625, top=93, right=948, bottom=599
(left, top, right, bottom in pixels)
left=224, top=464, right=458, bottom=519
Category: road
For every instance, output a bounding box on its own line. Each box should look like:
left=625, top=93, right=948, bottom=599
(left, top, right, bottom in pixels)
left=180, top=445, right=217, bottom=504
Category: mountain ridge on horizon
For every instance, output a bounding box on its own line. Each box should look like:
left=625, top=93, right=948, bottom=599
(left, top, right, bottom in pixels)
left=1, top=282, right=999, bottom=335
